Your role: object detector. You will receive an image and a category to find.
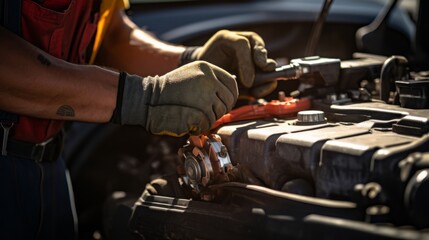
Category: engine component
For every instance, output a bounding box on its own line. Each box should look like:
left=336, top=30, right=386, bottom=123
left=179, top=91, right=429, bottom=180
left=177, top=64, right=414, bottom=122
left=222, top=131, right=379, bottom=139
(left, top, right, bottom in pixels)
left=179, top=134, right=234, bottom=193
left=211, top=97, right=310, bottom=129
left=380, top=55, right=409, bottom=103
left=396, top=78, right=429, bottom=109
left=398, top=152, right=429, bottom=228
left=254, top=54, right=385, bottom=99
left=253, top=56, right=341, bottom=89
left=296, top=110, right=326, bottom=125
left=211, top=101, right=429, bottom=229
left=291, top=56, right=341, bottom=87
left=253, top=62, right=308, bottom=87
left=392, top=115, right=429, bottom=136
left=217, top=115, right=335, bottom=190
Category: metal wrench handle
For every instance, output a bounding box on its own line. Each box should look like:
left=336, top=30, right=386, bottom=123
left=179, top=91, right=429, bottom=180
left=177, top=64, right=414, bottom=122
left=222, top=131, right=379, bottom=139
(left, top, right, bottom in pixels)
left=253, top=63, right=307, bottom=87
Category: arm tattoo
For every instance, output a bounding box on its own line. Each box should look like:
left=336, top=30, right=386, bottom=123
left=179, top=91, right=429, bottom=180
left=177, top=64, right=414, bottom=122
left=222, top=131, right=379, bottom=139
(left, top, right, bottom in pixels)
left=56, top=105, right=75, bottom=117
left=37, top=54, right=51, bottom=66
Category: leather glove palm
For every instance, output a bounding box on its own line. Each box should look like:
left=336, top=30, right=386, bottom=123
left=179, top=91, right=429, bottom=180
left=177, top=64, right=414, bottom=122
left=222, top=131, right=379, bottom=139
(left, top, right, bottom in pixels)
left=113, top=61, right=238, bottom=137
left=182, top=30, right=277, bottom=98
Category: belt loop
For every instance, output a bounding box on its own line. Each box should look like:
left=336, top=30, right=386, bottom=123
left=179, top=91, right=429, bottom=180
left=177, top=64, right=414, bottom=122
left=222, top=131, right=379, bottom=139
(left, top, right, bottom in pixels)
left=0, top=111, right=18, bottom=156
left=32, top=137, right=54, bottom=163
left=1, top=122, right=14, bottom=156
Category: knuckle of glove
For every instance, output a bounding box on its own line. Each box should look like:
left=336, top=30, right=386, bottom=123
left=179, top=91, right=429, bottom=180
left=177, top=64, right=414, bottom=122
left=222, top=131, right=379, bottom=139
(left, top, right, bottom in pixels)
left=213, top=30, right=251, bottom=54
left=194, top=63, right=237, bottom=125
left=155, top=60, right=237, bottom=136
left=251, top=32, right=265, bottom=45
left=253, top=46, right=277, bottom=72
left=231, top=36, right=251, bottom=54
left=253, top=46, right=268, bottom=63
left=214, top=29, right=232, bottom=39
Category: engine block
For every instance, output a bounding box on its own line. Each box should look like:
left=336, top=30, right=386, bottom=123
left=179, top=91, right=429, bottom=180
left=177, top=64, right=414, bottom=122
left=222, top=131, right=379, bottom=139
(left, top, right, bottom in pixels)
left=214, top=101, right=429, bottom=227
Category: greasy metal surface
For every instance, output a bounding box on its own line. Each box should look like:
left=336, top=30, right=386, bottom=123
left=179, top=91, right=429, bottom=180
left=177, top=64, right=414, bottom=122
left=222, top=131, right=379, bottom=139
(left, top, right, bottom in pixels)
left=317, top=131, right=417, bottom=199
left=216, top=108, right=428, bottom=201
left=217, top=119, right=332, bottom=189
left=131, top=185, right=428, bottom=240
left=275, top=124, right=372, bottom=184
left=331, top=102, right=429, bottom=119
left=180, top=134, right=233, bottom=192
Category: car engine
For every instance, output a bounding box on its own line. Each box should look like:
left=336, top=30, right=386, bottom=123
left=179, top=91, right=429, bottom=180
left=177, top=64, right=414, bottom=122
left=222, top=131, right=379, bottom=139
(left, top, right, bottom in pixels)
left=127, top=52, right=429, bottom=239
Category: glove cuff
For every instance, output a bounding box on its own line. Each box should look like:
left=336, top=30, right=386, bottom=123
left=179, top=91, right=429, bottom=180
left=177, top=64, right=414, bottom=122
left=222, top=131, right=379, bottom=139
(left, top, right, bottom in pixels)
left=111, top=72, right=155, bottom=128
left=110, top=72, right=127, bottom=124
left=179, top=46, right=201, bottom=66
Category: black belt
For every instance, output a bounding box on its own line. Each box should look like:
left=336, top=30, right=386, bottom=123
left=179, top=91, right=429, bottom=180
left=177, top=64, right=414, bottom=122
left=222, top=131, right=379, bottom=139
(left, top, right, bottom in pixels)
left=0, top=132, right=63, bottom=163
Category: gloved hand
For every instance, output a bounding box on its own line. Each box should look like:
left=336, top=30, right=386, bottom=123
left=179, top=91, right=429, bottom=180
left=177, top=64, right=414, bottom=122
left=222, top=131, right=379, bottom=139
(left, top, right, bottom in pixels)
left=111, top=61, right=238, bottom=137
left=181, top=30, right=277, bottom=98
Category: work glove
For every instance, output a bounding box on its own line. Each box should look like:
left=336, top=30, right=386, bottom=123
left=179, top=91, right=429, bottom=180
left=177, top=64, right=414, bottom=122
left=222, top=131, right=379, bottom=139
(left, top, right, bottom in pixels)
left=181, top=30, right=277, bottom=98
left=111, top=61, right=238, bottom=137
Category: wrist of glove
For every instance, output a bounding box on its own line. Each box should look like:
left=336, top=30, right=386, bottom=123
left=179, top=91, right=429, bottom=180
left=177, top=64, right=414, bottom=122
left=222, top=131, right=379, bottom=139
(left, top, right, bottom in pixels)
left=111, top=61, right=238, bottom=137
left=179, top=30, right=277, bottom=98
left=179, top=46, right=201, bottom=66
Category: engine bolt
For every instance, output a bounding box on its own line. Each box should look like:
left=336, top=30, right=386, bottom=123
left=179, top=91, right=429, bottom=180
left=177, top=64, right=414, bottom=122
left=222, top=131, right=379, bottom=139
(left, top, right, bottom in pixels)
left=278, top=91, right=286, bottom=102
left=219, top=145, right=228, bottom=158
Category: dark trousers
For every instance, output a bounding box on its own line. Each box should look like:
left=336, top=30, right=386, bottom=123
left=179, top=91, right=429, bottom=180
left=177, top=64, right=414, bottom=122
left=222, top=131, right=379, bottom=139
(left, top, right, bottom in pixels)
left=0, top=155, right=77, bottom=239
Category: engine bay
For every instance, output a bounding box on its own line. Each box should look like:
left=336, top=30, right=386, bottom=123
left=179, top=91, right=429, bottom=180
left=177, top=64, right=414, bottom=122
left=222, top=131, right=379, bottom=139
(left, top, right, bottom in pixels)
left=129, top=53, right=429, bottom=239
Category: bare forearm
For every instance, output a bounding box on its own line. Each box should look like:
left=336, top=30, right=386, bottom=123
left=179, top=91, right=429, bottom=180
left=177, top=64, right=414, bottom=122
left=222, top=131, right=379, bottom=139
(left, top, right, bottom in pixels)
left=0, top=26, right=119, bottom=122
left=95, top=9, right=185, bottom=76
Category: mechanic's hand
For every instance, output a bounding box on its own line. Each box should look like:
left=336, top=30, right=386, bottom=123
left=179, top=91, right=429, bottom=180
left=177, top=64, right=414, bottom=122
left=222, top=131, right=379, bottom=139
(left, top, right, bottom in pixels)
left=112, top=61, right=238, bottom=137
left=182, top=30, right=277, bottom=98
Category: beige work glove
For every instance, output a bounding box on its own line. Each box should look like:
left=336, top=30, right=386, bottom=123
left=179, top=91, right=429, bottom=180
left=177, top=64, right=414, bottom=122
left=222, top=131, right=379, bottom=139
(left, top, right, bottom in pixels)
left=111, top=61, right=238, bottom=137
left=181, top=30, right=277, bottom=98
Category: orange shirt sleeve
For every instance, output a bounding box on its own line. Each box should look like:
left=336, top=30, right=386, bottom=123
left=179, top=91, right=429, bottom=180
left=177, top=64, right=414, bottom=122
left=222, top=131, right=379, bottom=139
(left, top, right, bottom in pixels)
left=89, top=0, right=130, bottom=64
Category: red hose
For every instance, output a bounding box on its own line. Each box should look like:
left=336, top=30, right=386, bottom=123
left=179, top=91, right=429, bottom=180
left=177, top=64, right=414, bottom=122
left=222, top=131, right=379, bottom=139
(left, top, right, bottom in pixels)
left=211, top=98, right=311, bottom=129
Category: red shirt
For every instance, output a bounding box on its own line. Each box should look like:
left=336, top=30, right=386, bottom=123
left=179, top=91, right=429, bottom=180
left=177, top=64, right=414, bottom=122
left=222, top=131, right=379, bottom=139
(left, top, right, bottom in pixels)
left=13, top=0, right=101, bottom=143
